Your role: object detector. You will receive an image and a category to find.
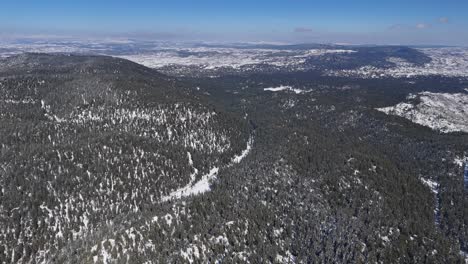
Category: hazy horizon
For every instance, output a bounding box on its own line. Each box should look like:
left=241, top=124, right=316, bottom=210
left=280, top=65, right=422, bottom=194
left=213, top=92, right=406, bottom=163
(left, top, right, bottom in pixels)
left=1, top=0, right=467, bottom=46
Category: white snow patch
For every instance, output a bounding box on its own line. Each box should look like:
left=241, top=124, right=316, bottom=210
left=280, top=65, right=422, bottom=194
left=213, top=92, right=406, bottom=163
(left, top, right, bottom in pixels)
left=187, top=152, right=193, bottom=166
left=82, top=213, right=89, bottom=230
left=381, top=235, right=390, bottom=243
left=162, top=136, right=253, bottom=201
left=264, top=85, right=293, bottom=92
left=117, top=47, right=356, bottom=70
left=275, top=250, right=295, bottom=263
left=39, top=204, right=53, bottom=218
left=328, top=47, right=468, bottom=78
left=264, top=85, right=307, bottom=94
left=420, top=178, right=438, bottom=194
left=377, top=92, right=468, bottom=133
left=180, top=246, right=198, bottom=263
left=100, top=241, right=111, bottom=264
left=454, top=156, right=468, bottom=167
left=0, top=98, right=37, bottom=104
left=231, top=137, right=253, bottom=163
left=164, top=214, right=173, bottom=226
left=161, top=167, right=219, bottom=201
left=273, top=228, right=283, bottom=238
left=300, top=49, right=356, bottom=56
left=211, top=235, right=229, bottom=246
left=460, top=250, right=468, bottom=264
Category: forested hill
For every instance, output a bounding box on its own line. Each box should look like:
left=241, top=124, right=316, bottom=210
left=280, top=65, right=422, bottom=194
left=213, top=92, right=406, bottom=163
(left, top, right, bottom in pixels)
left=0, top=53, right=249, bottom=263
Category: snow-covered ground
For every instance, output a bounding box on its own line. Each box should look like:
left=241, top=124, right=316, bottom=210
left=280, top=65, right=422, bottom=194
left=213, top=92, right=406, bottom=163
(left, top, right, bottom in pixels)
left=2, top=40, right=468, bottom=78
left=421, top=177, right=438, bottom=194
left=161, top=136, right=253, bottom=201
left=0, top=40, right=106, bottom=57
left=118, top=47, right=297, bottom=69
left=231, top=137, right=253, bottom=164
left=377, top=92, right=468, bottom=133
left=460, top=251, right=468, bottom=264
left=117, top=48, right=355, bottom=70
left=0, top=40, right=355, bottom=70
left=161, top=167, right=219, bottom=202
left=454, top=156, right=468, bottom=167
left=328, top=47, right=468, bottom=78
left=263, top=85, right=308, bottom=94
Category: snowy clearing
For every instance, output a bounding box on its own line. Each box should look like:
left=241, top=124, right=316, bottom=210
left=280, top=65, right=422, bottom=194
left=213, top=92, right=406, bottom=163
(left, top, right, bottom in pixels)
left=263, top=85, right=307, bottom=94
left=162, top=136, right=253, bottom=201
left=377, top=92, right=468, bottom=133
left=117, top=48, right=356, bottom=70
left=161, top=167, right=219, bottom=202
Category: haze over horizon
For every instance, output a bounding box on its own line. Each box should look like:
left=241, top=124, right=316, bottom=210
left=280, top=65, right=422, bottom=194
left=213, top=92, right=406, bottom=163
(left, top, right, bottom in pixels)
left=1, top=0, right=467, bottom=46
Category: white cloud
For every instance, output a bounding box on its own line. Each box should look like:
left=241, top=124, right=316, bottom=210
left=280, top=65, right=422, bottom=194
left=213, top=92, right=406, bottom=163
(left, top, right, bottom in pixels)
left=439, top=17, right=449, bottom=24
left=416, top=23, right=430, bottom=29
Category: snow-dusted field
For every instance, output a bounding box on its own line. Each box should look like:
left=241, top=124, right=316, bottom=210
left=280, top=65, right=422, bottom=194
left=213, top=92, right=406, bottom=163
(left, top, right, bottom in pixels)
left=329, top=47, right=468, bottom=78
left=377, top=92, right=468, bottom=133
left=117, top=47, right=355, bottom=70
left=2, top=40, right=468, bottom=79
left=0, top=40, right=357, bottom=69
left=0, top=41, right=95, bottom=58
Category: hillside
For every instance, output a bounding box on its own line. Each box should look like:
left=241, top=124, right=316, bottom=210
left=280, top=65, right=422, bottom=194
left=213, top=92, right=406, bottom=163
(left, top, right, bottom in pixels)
left=0, top=54, right=250, bottom=263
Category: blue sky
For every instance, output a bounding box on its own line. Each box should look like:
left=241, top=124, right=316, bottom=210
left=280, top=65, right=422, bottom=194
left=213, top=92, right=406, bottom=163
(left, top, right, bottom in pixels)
left=1, top=0, right=467, bottom=45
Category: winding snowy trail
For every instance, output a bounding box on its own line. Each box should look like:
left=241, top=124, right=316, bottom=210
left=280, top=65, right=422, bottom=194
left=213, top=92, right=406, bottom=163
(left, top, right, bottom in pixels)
left=162, top=136, right=253, bottom=202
